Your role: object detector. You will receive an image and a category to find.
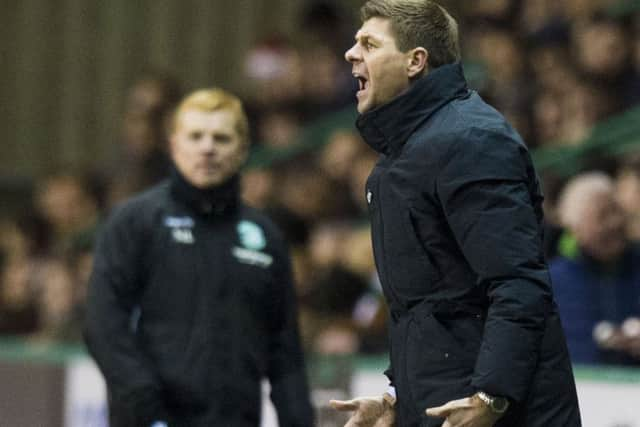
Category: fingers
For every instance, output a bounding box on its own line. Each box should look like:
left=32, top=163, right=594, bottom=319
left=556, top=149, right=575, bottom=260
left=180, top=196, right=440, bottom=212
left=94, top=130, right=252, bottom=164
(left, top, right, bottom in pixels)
left=425, top=404, right=451, bottom=418
left=330, top=399, right=360, bottom=411
left=426, top=397, right=473, bottom=417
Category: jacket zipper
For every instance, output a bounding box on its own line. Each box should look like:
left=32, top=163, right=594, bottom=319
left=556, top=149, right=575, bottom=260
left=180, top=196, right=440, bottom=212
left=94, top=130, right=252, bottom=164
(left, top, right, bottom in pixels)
left=372, top=168, right=403, bottom=314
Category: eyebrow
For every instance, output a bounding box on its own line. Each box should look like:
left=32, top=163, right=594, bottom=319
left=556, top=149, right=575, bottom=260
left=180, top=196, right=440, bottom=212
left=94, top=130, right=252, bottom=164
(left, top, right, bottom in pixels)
left=355, top=31, right=382, bottom=44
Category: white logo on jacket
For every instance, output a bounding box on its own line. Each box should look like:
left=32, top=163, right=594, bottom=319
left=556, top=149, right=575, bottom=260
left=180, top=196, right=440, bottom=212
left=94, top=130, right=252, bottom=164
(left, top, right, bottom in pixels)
left=171, top=228, right=194, bottom=244
left=164, top=215, right=195, bottom=244
left=232, top=220, right=272, bottom=267
left=231, top=247, right=273, bottom=267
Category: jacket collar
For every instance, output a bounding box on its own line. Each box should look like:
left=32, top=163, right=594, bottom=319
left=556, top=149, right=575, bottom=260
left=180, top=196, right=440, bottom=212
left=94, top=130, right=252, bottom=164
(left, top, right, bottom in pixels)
left=356, top=62, right=469, bottom=155
left=169, top=166, right=240, bottom=218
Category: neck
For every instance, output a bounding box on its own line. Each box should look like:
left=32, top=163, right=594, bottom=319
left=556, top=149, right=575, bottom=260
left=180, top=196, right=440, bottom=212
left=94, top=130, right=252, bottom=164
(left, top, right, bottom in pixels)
left=170, top=167, right=240, bottom=217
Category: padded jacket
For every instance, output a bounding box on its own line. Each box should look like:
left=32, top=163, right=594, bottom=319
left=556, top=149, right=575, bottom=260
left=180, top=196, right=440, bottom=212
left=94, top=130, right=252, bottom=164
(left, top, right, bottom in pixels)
left=357, top=62, right=581, bottom=427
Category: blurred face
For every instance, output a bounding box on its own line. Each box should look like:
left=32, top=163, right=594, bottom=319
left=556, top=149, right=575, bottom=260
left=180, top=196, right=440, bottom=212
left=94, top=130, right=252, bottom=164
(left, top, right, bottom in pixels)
left=170, top=109, right=248, bottom=189
left=616, top=171, right=640, bottom=214
left=478, top=31, right=522, bottom=82
left=345, top=17, right=411, bottom=113
left=37, top=176, right=98, bottom=233
left=574, top=192, right=627, bottom=262
left=575, top=20, right=628, bottom=77
left=123, top=81, right=169, bottom=157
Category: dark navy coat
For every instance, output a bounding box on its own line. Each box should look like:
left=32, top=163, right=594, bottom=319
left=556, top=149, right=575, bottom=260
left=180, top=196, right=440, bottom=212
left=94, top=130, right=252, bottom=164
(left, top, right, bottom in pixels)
left=84, top=171, right=313, bottom=427
left=357, top=63, right=581, bottom=427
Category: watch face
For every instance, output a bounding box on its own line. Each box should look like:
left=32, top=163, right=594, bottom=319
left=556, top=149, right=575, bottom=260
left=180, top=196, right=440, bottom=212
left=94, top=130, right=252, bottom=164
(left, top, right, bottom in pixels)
left=492, top=397, right=509, bottom=413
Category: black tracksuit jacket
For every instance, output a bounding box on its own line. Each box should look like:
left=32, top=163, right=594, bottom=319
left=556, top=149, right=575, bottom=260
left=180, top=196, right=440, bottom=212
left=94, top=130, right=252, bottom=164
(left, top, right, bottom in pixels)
left=84, top=171, right=313, bottom=427
left=357, top=63, right=581, bottom=426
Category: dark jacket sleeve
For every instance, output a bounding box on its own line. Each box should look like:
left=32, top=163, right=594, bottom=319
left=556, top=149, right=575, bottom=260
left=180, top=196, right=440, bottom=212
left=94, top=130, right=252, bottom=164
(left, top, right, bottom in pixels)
left=266, top=241, right=314, bottom=427
left=435, top=128, right=552, bottom=403
left=83, top=205, right=168, bottom=423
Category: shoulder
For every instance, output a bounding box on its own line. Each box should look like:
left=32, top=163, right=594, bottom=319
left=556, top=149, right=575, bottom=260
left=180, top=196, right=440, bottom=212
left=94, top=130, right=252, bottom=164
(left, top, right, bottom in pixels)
left=431, top=126, right=530, bottom=184
left=409, top=97, right=528, bottom=169
left=103, top=181, right=171, bottom=231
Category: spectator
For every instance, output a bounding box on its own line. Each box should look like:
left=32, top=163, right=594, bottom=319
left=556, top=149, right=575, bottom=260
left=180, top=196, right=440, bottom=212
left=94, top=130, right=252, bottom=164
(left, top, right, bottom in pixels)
left=616, top=153, right=640, bottom=241
left=256, top=105, right=302, bottom=149
left=241, top=166, right=276, bottom=209
left=0, top=215, right=52, bottom=336
left=0, top=220, right=39, bottom=335
left=31, top=257, right=80, bottom=343
left=242, top=36, right=304, bottom=115
left=34, top=171, right=101, bottom=256
left=105, top=71, right=182, bottom=207
left=551, top=172, right=640, bottom=365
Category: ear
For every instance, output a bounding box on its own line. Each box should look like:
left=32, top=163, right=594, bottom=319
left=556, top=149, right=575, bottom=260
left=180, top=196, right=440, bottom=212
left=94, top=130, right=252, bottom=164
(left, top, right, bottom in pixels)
left=407, top=47, right=428, bottom=78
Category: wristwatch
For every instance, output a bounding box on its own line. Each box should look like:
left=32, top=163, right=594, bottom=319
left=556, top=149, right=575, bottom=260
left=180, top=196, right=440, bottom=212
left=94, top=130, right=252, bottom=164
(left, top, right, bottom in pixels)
left=476, top=391, right=510, bottom=414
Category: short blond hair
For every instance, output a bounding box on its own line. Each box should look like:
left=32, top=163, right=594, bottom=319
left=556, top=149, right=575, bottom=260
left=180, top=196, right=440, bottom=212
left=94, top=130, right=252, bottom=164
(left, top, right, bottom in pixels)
left=171, top=88, right=249, bottom=144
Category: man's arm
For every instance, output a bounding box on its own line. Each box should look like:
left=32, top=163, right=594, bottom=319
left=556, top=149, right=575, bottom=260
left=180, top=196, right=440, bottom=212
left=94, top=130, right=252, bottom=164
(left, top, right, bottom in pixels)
left=84, top=206, right=167, bottom=424
left=266, top=244, right=315, bottom=427
left=435, top=129, right=552, bottom=403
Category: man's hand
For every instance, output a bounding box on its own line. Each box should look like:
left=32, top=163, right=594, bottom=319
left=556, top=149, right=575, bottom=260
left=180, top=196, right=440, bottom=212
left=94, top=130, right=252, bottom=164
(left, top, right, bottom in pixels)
left=425, top=394, right=503, bottom=427
left=329, top=394, right=395, bottom=427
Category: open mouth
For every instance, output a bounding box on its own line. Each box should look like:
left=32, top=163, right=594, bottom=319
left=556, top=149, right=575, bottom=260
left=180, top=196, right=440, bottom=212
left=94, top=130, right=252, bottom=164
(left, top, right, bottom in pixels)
left=355, top=74, right=369, bottom=94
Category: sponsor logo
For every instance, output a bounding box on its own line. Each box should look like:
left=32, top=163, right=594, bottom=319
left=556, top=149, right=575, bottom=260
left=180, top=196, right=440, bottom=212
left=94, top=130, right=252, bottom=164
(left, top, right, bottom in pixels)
left=171, top=228, right=194, bottom=244
left=366, top=190, right=372, bottom=204
left=231, top=246, right=273, bottom=268
left=237, top=220, right=266, bottom=250
left=164, top=216, right=195, bottom=228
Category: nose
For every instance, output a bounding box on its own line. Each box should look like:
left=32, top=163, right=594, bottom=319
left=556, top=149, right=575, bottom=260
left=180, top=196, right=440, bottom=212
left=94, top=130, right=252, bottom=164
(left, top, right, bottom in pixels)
left=345, top=43, right=360, bottom=63
left=201, top=136, right=217, bottom=154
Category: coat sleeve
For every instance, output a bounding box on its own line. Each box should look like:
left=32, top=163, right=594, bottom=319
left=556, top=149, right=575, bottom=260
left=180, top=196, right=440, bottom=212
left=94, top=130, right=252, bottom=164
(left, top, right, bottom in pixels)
left=266, top=241, right=315, bottom=426
left=83, top=205, right=168, bottom=423
left=435, top=128, right=552, bottom=403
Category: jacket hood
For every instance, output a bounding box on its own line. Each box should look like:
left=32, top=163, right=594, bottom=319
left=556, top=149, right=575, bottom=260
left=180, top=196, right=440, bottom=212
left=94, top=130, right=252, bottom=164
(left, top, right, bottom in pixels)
left=356, top=62, right=469, bottom=155
left=169, top=166, right=240, bottom=218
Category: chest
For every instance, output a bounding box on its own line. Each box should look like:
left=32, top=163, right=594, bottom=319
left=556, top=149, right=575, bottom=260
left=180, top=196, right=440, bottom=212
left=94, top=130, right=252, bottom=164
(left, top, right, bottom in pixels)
left=145, top=214, right=275, bottom=304
left=560, top=264, right=640, bottom=323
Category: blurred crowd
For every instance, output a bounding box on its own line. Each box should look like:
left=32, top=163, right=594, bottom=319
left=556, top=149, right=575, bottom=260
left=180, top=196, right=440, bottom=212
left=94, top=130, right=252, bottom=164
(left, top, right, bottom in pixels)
left=1, top=0, right=640, bottom=367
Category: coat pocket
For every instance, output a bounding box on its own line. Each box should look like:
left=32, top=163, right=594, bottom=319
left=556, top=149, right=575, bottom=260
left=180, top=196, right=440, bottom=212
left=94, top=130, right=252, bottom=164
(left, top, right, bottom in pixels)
left=409, top=313, right=483, bottom=372
left=404, top=314, right=483, bottom=420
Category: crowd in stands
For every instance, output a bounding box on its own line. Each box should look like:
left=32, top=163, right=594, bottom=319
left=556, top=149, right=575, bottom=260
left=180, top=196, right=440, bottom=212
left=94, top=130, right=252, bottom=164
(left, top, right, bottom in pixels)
left=1, top=0, right=640, bottom=367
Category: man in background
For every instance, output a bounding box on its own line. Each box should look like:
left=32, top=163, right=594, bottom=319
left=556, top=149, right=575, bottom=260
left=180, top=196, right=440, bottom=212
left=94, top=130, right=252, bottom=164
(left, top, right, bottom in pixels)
left=331, top=1, right=581, bottom=426
left=552, top=172, right=640, bottom=365
left=85, top=88, right=313, bottom=426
